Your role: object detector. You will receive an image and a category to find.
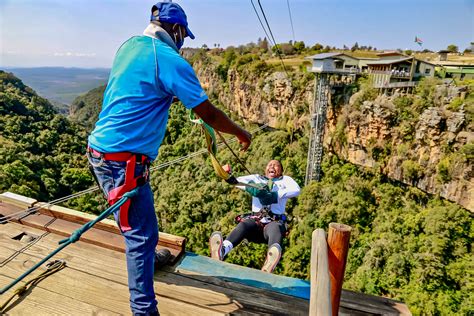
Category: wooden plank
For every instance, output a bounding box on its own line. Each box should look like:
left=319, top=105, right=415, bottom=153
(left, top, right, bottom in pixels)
left=0, top=275, right=121, bottom=316
left=0, top=192, right=37, bottom=209
left=1, top=196, right=185, bottom=259
left=310, top=228, right=331, bottom=315
left=1, top=192, right=185, bottom=250
left=36, top=202, right=185, bottom=250
left=174, top=251, right=311, bottom=299
left=160, top=269, right=309, bottom=315
left=5, top=210, right=181, bottom=263
left=340, top=290, right=412, bottom=315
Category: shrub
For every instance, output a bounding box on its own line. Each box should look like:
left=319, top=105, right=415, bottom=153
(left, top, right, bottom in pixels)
left=447, top=97, right=464, bottom=111
left=402, top=160, right=423, bottom=182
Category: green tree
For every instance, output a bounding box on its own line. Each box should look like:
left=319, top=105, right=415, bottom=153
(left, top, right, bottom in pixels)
left=447, top=44, right=459, bottom=53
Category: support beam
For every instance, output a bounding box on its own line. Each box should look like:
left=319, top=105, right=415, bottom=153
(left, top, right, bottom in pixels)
left=328, top=223, right=352, bottom=316
left=310, top=229, right=331, bottom=316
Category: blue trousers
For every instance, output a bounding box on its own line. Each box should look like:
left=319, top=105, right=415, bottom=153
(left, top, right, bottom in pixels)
left=88, top=152, right=158, bottom=315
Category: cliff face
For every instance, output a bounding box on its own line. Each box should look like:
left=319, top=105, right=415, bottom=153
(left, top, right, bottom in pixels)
left=194, top=59, right=313, bottom=130
left=325, top=87, right=472, bottom=211
left=193, top=59, right=473, bottom=211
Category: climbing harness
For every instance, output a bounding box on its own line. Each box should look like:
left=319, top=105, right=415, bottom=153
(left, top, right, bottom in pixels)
left=0, top=260, right=66, bottom=313
left=235, top=207, right=287, bottom=225
left=0, top=188, right=139, bottom=296
left=88, top=147, right=149, bottom=231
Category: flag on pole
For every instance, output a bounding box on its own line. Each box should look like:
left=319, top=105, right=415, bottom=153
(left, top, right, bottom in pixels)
left=414, top=36, right=423, bottom=47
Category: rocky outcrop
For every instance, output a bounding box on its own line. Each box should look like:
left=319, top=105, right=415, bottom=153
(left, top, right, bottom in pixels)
left=326, top=88, right=473, bottom=211
left=194, top=60, right=313, bottom=130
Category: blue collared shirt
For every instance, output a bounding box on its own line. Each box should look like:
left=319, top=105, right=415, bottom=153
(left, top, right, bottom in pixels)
left=88, top=35, right=207, bottom=160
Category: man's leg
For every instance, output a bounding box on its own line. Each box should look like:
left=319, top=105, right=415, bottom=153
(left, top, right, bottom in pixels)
left=88, top=154, right=158, bottom=315
left=122, top=182, right=159, bottom=315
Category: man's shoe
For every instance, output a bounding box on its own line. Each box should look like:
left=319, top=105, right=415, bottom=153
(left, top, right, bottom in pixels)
left=154, top=249, right=171, bottom=270
left=261, top=243, right=282, bottom=273
left=209, top=231, right=224, bottom=261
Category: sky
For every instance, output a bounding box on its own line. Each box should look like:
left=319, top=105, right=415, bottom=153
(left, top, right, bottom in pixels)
left=1, top=0, right=473, bottom=68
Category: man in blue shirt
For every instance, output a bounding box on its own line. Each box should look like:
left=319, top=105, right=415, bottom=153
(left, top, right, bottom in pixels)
left=87, top=3, right=251, bottom=315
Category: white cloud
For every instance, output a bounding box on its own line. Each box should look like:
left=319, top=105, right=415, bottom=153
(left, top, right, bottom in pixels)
left=53, top=52, right=96, bottom=57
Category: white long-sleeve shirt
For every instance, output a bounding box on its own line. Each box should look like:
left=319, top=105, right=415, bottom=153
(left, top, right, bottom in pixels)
left=236, top=174, right=301, bottom=215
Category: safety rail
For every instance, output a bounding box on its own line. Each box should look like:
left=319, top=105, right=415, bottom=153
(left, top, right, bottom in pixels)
left=310, top=223, right=352, bottom=316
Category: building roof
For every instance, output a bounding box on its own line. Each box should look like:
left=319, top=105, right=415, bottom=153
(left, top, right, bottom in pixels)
left=0, top=192, right=411, bottom=315
left=367, top=57, right=414, bottom=65
left=416, top=59, right=438, bottom=66
left=377, top=51, right=405, bottom=57
left=306, top=52, right=344, bottom=60
left=444, top=68, right=474, bottom=74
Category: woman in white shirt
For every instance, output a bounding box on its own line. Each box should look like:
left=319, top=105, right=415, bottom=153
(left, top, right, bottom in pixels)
left=209, top=160, right=301, bottom=273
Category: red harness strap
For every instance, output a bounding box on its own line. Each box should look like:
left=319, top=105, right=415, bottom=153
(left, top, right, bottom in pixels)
left=89, top=147, right=149, bottom=232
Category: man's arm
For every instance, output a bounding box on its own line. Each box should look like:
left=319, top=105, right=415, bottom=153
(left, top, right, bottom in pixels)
left=193, top=99, right=251, bottom=151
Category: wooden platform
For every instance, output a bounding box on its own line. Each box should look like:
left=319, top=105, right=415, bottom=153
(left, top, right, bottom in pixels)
left=0, top=193, right=411, bottom=315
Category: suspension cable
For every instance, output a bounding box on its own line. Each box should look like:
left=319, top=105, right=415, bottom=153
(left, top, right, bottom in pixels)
left=286, top=0, right=296, bottom=43
left=250, top=0, right=273, bottom=47
left=255, top=0, right=289, bottom=76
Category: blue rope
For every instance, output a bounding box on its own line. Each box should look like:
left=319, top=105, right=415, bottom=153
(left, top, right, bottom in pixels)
left=0, top=188, right=139, bottom=295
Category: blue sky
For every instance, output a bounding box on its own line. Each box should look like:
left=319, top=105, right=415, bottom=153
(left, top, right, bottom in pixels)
left=1, top=0, right=473, bottom=68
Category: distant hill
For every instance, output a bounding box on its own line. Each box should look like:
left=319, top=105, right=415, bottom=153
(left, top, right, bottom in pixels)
left=70, top=85, right=105, bottom=132
left=4, top=67, right=109, bottom=113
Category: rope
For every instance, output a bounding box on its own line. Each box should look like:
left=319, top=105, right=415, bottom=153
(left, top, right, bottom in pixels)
left=215, top=130, right=252, bottom=174
left=0, top=188, right=139, bottom=296
left=190, top=113, right=264, bottom=189
left=0, top=260, right=66, bottom=313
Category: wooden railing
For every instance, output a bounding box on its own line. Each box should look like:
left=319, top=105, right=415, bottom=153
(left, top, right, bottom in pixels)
left=373, top=81, right=418, bottom=89
left=310, top=223, right=352, bottom=316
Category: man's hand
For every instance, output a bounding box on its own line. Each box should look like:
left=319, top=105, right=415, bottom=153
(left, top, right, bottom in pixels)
left=193, top=100, right=252, bottom=151
left=237, top=130, right=251, bottom=151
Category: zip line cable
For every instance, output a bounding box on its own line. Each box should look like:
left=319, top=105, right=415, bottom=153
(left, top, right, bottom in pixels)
left=250, top=0, right=273, bottom=47
left=0, top=123, right=269, bottom=224
left=252, top=0, right=289, bottom=76
left=286, top=0, right=296, bottom=43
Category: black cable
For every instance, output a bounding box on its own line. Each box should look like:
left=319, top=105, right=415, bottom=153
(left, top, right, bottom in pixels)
left=286, top=0, right=295, bottom=43
left=256, top=0, right=289, bottom=75
left=250, top=0, right=274, bottom=47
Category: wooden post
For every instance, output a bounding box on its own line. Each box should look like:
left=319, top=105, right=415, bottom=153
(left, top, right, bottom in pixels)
left=309, top=229, right=331, bottom=316
left=327, top=223, right=352, bottom=316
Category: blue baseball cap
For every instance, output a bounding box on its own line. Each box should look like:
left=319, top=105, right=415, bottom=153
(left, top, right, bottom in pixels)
left=151, top=2, right=195, bottom=39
